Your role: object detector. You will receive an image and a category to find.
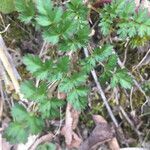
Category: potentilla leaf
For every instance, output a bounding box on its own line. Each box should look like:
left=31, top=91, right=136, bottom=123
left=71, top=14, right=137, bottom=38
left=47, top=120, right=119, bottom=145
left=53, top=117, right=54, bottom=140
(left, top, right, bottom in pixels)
left=15, top=0, right=35, bottom=23
left=0, top=0, right=15, bottom=14
left=20, top=80, right=36, bottom=99
left=26, top=114, right=44, bottom=134
left=67, top=0, right=88, bottom=20
left=11, top=104, right=28, bottom=122
left=39, top=98, right=64, bottom=119
left=106, top=54, right=118, bottom=70
left=37, top=0, right=53, bottom=15
left=94, top=44, right=113, bottom=62
left=23, top=54, right=52, bottom=79
left=4, top=122, right=29, bottom=144
left=111, top=69, right=133, bottom=89
left=67, top=94, right=87, bottom=110
left=58, top=72, right=87, bottom=93
left=36, top=15, right=52, bottom=26
left=99, top=0, right=150, bottom=39
left=20, top=80, right=47, bottom=101
left=23, top=54, right=42, bottom=73
left=43, top=30, right=59, bottom=44
left=36, top=7, right=63, bottom=26
left=4, top=103, right=44, bottom=144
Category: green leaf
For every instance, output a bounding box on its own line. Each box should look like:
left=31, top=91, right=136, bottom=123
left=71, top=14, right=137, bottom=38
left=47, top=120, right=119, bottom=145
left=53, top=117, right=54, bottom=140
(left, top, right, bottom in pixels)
left=94, top=44, right=113, bottom=62
left=0, top=0, right=15, bottom=14
left=20, top=80, right=47, bottom=101
left=46, top=56, right=70, bottom=81
left=53, top=7, right=63, bottom=23
left=37, top=0, right=53, bottom=15
left=4, top=103, right=44, bottom=144
left=81, top=56, right=96, bottom=73
left=43, top=30, right=59, bottom=44
left=4, top=122, right=29, bottom=144
left=56, top=56, right=70, bottom=73
left=37, top=143, right=56, bottom=150
left=99, top=19, right=112, bottom=36
left=67, top=95, right=87, bottom=110
left=36, top=15, right=52, bottom=26
left=58, top=78, right=75, bottom=93
left=67, top=87, right=88, bottom=99
left=23, top=54, right=42, bottom=73
left=100, top=71, right=112, bottom=84
left=59, top=72, right=87, bottom=93
left=36, top=7, right=63, bottom=26
left=23, top=54, right=52, bottom=79
left=15, top=0, right=35, bottom=23
left=34, top=60, right=52, bottom=80
left=70, top=73, right=88, bottom=87
left=106, top=54, right=118, bottom=70
left=11, top=104, right=28, bottom=122
left=67, top=0, right=88, bottom=20
left=59, top=25, right=89, bottom=51
left=20, top=80, right=36, bottom=99
left=58, top=71, right=88, bottom=110
left=111, top=69, right=133, bottom=89
left=26, top=114, right=44, bottom=134
left=39, top=98, right=64, bottom=119
left=99, top=0, right=150, bottom=40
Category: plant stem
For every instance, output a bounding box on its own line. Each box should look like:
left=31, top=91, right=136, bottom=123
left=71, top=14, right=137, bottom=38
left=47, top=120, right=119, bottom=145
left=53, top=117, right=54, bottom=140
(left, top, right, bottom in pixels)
left=83, top=47, right=119, bottom=127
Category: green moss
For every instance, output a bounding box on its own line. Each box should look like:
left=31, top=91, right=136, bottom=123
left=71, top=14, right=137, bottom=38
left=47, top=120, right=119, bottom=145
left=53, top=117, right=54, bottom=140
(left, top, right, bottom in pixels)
left=132, top=91, right=145, bottom=109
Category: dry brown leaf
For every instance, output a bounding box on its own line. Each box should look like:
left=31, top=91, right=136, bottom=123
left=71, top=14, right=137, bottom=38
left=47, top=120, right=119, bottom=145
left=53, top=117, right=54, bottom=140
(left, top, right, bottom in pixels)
left=79, top=123, right=114, bottom=150
left=68, top=132, right=82, bottom=148
left=28, top=133, right=54, bottom=150
left=71, top=109, right=80, bottom=129
left=0, top=35, right=21, bottom=95
left=61, top=103, right=81, bottom=148
left=79, top=115, right=120, bottom=150
left=92, top=115, right=107, bottom=124
left=108, top=137, right=120, bottom=150
left=61, top=103, right=73, bottom=145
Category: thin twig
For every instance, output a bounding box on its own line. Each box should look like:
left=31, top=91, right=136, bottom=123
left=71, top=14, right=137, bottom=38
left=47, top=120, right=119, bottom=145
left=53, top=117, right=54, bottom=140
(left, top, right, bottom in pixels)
left=0, top=14, right=6, bottom=27
left=0, top=24, right=10, bottom=34
left=0, top=81, right=4, bottom=121
left=134, top=49, right=150, bottom=69
left=114, top=50, right=149, bottom=112
left=122, top=47, right=128, bottom=65
left=52, top=107, right=63, bottom=138
left=39, top=41, right=48, bottom=57
left=29, top=133, right=54, bottom=150
left=83, top=47, right=119, bottom=127
left=35, top=41, right=49, bottom=87
left=119, top=106, right=142, bottom=142
left=0, top=35, right=20, bottom=95
left=130, top=87, right=134, bottom=111
left=142, top=129, right=150, bottom=147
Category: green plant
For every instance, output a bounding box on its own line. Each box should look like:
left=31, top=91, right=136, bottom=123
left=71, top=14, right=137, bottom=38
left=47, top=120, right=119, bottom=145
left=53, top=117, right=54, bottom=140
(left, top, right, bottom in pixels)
left=99, top=0, right=150, bottom=47
left=0, top=0, right=15, bottom=14
left=37, top=143, right=56, bottom=150
left=4, top=0, right=150, bottom=144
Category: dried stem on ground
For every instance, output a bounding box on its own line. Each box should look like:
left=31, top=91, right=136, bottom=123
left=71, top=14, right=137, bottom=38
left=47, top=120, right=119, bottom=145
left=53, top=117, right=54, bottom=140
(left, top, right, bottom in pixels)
left=0, top=35, right=21, bottom=97
left=83, top=47, right=119, bottom=127
left=134, top=49, right=150, bottom=69
left=114, top=49, right=150, bottom=113
left=29, top=133, right=54, bottom=150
